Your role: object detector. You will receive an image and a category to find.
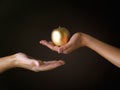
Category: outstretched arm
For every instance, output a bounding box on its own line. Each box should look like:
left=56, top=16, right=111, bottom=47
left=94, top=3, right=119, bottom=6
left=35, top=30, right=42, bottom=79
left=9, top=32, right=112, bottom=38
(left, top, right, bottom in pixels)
left=40, top=32, right=120, bottom=68
left=0, top=53, right=65, bottom=73
left=83, top=33, right=120, bottom=68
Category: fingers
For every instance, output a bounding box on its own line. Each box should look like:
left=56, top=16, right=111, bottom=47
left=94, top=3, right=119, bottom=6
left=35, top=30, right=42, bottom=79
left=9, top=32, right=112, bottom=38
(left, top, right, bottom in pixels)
left=15, top=52, right=65, bottom=72
left=58, top=43, right=72, bottom=54
left=16, top=52, right=65, bottom=72
left=59, top=43, right=80, bottom=54
left=43, top=60, right=64, bottom=65
left=58, top=33, right=82, bottom=54
left=48, top=41, right=55, bottom=46
left=35, top=60, right=65, bottom=71
left=39, top=40, right=72, bottom=54
left=40, top=40, right=54, bottom=49
left=40, top=40, right=71, bottom=54
left=40, top=40, right=60, bottom=52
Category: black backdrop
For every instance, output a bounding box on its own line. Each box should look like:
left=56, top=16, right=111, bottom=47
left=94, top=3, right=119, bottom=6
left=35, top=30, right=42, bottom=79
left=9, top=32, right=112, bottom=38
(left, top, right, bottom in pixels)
left=0, top=0, right=120, bottom=90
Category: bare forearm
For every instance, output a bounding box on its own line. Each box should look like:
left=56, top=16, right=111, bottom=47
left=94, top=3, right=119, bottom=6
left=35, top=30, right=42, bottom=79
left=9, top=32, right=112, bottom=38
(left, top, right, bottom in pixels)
left=82, top=33, right=120, bottom=68
left=0, top=54, right=16, bottom=73
left=0, top=53, right=65, bottom=73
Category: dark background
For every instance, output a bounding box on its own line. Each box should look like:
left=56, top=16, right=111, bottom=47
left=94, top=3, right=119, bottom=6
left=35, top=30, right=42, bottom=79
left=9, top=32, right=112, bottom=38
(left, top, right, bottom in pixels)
left=0, top=0, right=120, bottom=90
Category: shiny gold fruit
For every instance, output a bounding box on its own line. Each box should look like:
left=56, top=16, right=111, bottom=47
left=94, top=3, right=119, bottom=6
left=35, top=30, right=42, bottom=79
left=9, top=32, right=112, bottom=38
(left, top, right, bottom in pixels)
left=51, top=27, right=70, bottom=46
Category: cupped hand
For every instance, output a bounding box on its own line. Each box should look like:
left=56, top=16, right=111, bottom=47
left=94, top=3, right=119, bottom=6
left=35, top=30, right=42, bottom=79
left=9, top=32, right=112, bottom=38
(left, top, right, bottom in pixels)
left=14, top=53, right=65, bottom=72
left=40, top=32, right=85, bottom=54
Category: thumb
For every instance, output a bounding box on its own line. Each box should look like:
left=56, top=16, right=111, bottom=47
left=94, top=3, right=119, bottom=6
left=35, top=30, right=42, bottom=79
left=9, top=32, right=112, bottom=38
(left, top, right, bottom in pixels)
left=58, top=43, right=71, bottom=54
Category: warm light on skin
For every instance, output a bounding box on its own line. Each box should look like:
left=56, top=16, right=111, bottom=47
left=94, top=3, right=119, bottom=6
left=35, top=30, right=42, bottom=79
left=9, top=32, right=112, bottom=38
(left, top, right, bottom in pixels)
left=51, top=27, right=70, bottom=46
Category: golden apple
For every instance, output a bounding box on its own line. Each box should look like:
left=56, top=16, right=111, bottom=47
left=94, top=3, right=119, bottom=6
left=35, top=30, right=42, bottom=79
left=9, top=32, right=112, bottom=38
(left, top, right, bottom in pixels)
left=51, top=27, right=70, bottom=46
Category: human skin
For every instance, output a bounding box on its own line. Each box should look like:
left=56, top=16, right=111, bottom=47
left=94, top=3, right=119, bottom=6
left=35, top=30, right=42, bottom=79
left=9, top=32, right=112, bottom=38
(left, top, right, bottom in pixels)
left=0, top=52, right=65, bottom=73
left=40, top=32, right=120, bottom=68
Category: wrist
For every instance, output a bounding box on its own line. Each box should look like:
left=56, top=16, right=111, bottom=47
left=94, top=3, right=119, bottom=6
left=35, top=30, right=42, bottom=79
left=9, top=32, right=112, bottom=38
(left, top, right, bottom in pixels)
left=80, top=32, right=88, bottom=47
left=81, top=33, right=92, bottom=47
left=8, top=54, right=18, bottom=68
left=12, top=53, right=23, bottom=67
